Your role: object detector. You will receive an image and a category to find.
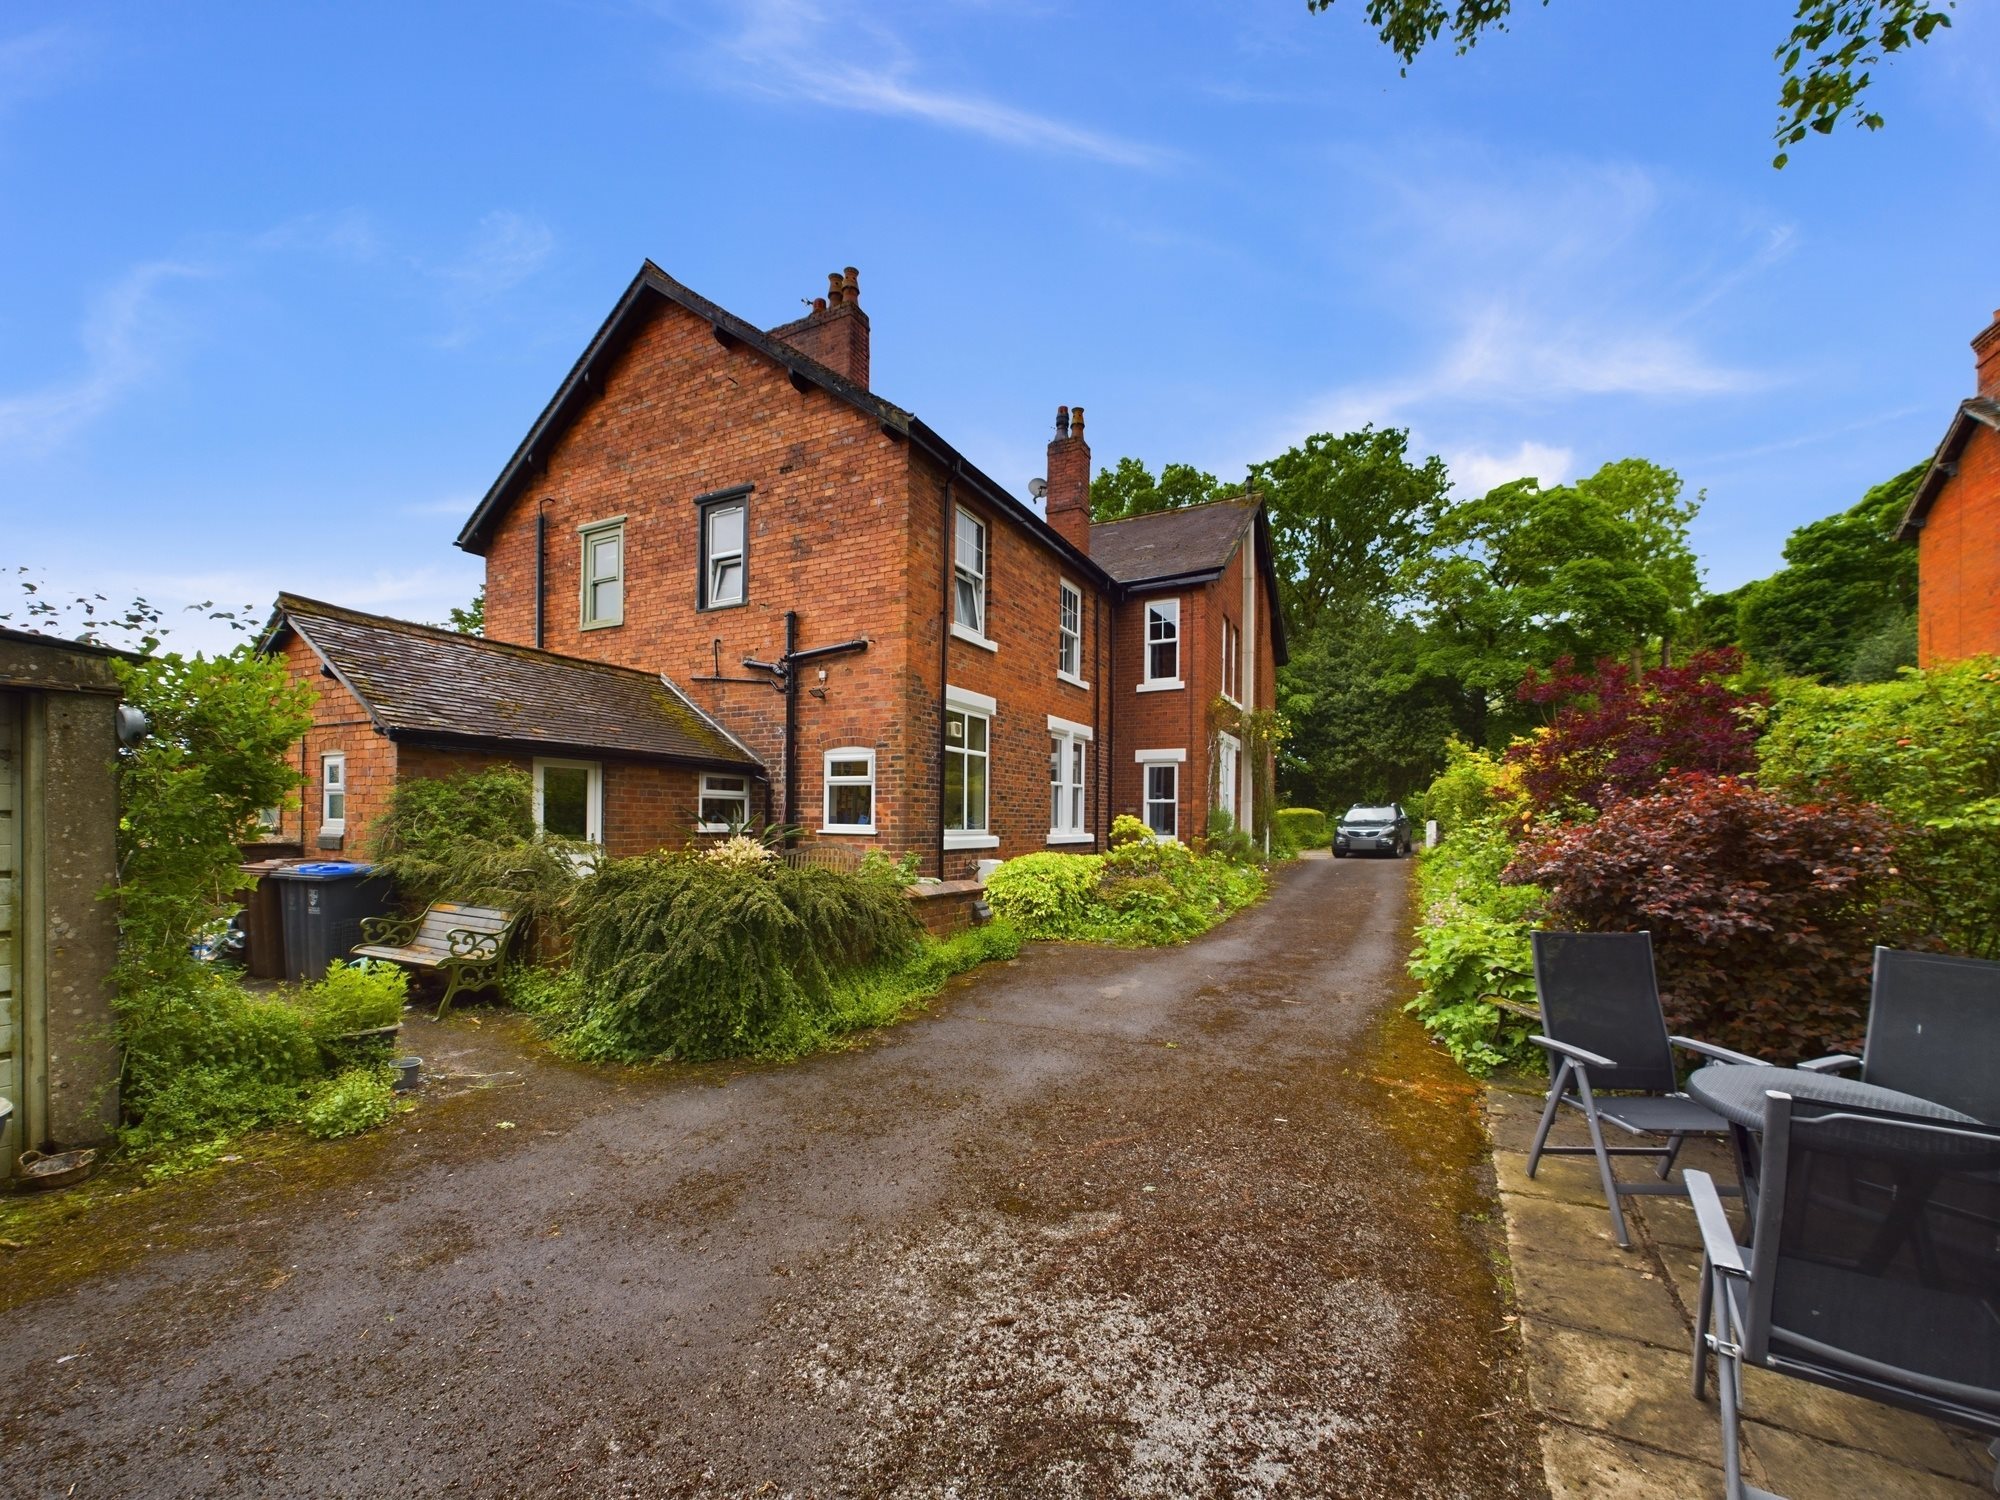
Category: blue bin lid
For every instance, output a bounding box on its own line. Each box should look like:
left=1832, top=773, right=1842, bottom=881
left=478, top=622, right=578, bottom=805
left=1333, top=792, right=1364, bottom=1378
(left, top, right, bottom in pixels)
left=277, top=860, right=375, bottom=878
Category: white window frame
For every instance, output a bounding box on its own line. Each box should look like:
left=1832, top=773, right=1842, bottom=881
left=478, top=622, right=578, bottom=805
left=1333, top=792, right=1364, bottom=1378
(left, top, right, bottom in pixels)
left=1222, top=617, right=1242, bottom=706
left=696, top=771, right=753, bottom=834
left=1215, top=730, right=1242, bottom=826
left=533, top=757, right=603, bottom=844
left=319, top=751, right=346, bottom=835
left=820, top=748, right=877, bottom=835
left=1057, top=579, right=1087, bottom=687
left=702, top=499, right=746, bottom=609
left=1139, top=596, right=1182, bottom=691
left=943, top=684, right=998, bottom=850
left=1135, top=750, right=1182, bottom=841
left=1047, top=713, right=1093, bottom=845
left=951, top=506, right=996, bottom=651
left=579, top=517, right=625, bottom=630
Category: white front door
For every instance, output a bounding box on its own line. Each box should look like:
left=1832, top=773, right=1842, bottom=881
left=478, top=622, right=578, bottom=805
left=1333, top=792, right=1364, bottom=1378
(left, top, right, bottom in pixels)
left=1216, top=732, right=1241, bottom=827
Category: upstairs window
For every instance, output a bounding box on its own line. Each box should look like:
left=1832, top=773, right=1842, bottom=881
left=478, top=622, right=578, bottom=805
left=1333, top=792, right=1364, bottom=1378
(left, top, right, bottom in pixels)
left=1143, top=598, right=1181, bottom=687
left=1058, top=580, right=1083, bottom=682
left=953, top=507, right=988, bottom=638
left=1222, top=617, right=1242, bottom=704
left=822, top=749, right=876, bottom=833
left=580, top=520, right=624, bottom=629
left=320, top=752, right=346, bottom=833
left=702, top=499, right=746, bottom=608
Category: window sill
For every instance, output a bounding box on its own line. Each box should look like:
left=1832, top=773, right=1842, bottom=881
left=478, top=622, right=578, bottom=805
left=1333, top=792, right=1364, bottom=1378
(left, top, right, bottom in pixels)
left=695, top=823, right=738, bottom=835
left=580, top=618, right=624, bottom=632
left=818, top=825, right=876, bottom=836
left=1057, top=671, right=1091, bottom=690
left=697, top=599, right=747, bottom=613
left=318, top=824, right=346, bottom=838
left=943, top=832, right=1000, bottom=851
left=1221, top=693, right=1243, bottom=708
left=1137, top=678, right=1183, bottom=693
left=950, top=623, right=999, bottom=653
left=1046, top=832, right=1094, bottom=846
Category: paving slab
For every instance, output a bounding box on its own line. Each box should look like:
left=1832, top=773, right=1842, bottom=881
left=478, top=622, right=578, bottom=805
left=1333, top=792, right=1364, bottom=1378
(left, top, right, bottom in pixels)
left=1492, top=1147, right=1619, bottom=1210
left=1509, top=1231, right=1690, bottom=1348
left=1746, top=1420, right=1992, bottom=1499
left=1522, top=1320, right=1720, bottom=1454
left=1540, top=1424, right=1729, bottom=1500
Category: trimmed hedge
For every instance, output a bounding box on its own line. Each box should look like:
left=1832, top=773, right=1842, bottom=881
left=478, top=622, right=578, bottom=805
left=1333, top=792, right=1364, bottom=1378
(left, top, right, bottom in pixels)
left=1272, top=807, right=1327, bottom=853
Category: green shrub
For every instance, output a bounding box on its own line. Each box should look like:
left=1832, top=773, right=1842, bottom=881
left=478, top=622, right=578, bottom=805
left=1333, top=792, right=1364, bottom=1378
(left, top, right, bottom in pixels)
left=1204, top=808, right=1257, bottom=863
left=1403, top=755, right=1544, bottom=1077
left=555, top=853, right=921, bottom=1061
left=369, top=768, right=584, bottom=940
left=118, top=968, right=323, bottom=1148
left=985, top=851, right=1107, bottom=938
left=300, top=1066, right=400, bottom=1139
left=986, top=836, right=1263, bottom=947
left=295, top=960, right=408, bottom=1041
left=822, top=920, right=1025, bottom=1036
left=1271, top=807, right=1326, bottom=854
left=1758, top=659, right=2000, bottom=958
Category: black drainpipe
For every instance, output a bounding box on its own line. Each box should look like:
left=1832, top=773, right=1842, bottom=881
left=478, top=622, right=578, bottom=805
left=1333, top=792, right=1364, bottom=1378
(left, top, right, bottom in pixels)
left=1101, top=587, right=1113, bottom=846
left=533, top=501, right=548, bottom=649
left=936, top=460, right=961, bottom=879
left=781, top=610, right=799, bottom=836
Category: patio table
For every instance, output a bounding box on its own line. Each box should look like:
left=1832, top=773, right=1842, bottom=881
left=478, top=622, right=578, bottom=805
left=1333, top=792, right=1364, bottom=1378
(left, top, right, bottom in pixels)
left=1686, top=1064, right=1986, bottom=1234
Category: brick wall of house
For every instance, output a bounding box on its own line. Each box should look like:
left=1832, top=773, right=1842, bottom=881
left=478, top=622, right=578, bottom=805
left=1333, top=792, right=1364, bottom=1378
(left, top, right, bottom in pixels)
left=1916, top=421, right=2000, bottom=665
left=276, top=634, right=395, bottom=856
left=395, top=742, right=705, bottom=859
left=477, top=295, right=919, bottom=857
left=903, top=448, right=1111, bottom=879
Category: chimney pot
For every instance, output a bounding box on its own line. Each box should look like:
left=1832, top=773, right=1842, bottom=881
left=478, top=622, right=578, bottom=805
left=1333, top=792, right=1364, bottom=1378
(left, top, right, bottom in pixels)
left=826, top=271, right=844, bottom=308
left=1056, top=404, right=1070, bottom=438
left=1072, top=405, right=1085, bottom=438
left=843, top=267, right=859, bottom=304
left=812, top=296, right=827, bottom=315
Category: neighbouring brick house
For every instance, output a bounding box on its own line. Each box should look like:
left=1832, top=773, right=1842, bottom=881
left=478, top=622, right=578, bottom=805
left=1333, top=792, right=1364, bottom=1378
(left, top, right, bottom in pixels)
left=1899, top=307, right=2000, bottom=666
left=272, top=262, right=1284, bottom=876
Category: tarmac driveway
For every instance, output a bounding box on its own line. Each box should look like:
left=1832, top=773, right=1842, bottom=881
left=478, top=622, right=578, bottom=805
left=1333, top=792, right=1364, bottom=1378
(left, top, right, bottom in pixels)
left=0, top=854, right=1545, bottom=1499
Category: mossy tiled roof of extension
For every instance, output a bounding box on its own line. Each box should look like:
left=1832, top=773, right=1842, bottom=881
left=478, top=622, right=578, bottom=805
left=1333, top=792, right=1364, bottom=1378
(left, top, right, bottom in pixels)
left=264, top=594, right=763, bottom=773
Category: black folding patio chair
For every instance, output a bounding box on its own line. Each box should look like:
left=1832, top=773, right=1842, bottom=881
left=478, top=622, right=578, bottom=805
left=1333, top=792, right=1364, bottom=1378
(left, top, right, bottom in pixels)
left=1800, top=947, right=2000, bottom=1122
left=1527, top=931, right=1768, bottom=1247
left=1688, top=1092, right=2000, bottom=1500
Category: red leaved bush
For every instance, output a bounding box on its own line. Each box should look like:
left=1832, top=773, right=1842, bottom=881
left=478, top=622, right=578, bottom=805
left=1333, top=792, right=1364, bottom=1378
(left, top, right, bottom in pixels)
left=1503, top=775, right=1912, bottom=1063
left=1510, top=649, right=1763, bottom=814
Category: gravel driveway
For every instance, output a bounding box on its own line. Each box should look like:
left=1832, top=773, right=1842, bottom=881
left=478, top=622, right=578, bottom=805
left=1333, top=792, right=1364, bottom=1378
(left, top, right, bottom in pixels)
left=0, top=855, right=1545, bottom=1498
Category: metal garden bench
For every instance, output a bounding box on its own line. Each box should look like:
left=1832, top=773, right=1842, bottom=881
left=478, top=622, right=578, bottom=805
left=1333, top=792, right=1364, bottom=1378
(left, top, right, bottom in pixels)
left=353, top=902, right=523, bottom=1018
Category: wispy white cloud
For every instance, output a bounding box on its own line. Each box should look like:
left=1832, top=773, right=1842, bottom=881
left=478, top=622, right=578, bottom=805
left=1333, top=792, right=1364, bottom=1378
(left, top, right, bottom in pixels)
left=428, top=210, right=556, bottom=347
left=0, top=24, right=94, bottom=116
left=0, top=260, right=210, bottom=455
left=1443, top=440, right=1575, bottom=496
left=685, top=0, right=1167, bottom=169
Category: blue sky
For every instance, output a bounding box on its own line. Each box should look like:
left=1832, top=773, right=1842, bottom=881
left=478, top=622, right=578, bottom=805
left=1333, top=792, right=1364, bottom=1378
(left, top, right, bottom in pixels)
left=5, top=1, right=1996, bottom=653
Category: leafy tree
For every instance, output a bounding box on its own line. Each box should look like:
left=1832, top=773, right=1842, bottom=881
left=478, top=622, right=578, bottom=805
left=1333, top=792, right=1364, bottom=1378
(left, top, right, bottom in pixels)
left=1305, top=0, right=1955, bottom=166
left=1089, top=457, right=1235, bottom=522
left=1735, top=461, right=1922, bottom=682
left=1277, top=608, right=1458, bottom=808
left=1406, top=464, right=1681, bottom=745
left=446, top=585, right=486, bottom=636
left=1251, top=425, right=1451, bottom=637
left=1509, top=648, right=1763, bottom=813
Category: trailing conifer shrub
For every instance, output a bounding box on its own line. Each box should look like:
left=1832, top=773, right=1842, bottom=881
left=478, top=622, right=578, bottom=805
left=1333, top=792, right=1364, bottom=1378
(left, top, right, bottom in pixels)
left=554, top=853, right=922, bottom=1061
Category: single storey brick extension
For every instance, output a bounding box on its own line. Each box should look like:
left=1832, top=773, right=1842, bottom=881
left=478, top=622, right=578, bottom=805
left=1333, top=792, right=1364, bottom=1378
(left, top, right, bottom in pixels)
left=267, top=262, right=1285, bottom=876
left=1901, top=307, right=2000, bottom=666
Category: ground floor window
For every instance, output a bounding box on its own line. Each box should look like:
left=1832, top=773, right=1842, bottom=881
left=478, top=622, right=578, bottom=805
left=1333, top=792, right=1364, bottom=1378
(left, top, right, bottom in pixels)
left=1048, top=715, right=1091, bottom=841
left=320, top=751, right=346, bottom=834
left=822, top=749, right=876, bottom=833
left=698, top=771, right=753, bottom=833
left=534, top=758, right=603, bottom=843
left=1144, top=761, right=1179, bottom=839
left=945, top=706, right=990, bottom=837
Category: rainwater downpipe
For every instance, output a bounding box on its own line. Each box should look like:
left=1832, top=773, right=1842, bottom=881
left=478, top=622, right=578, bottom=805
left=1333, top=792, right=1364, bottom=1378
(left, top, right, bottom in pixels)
left=936, top=459, right=961, bottom=880
left=533, top=500, right=549, bottom=650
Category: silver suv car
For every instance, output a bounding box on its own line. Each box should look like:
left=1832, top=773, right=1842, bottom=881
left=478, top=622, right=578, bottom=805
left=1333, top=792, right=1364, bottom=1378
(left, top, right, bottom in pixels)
left=1334, top=803, right=1412, bottom=858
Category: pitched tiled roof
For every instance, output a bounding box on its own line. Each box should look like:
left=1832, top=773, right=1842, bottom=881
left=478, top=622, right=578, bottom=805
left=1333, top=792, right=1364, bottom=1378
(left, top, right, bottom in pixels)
left=267, top=595, right=761, bottom=772
left=1899, top=396, right=2000, bottom=540
left=1089, top=501, right=1257, bottom=583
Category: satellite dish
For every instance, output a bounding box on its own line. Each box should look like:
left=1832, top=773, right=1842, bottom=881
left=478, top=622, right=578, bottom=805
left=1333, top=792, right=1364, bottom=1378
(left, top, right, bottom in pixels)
left=1028, top=477, right=1048, bottom=500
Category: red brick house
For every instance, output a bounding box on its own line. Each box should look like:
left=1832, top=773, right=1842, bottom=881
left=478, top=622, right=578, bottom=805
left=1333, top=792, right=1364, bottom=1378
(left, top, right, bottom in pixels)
left=1899, top=307, right=2000, bottom=666
left=272, top=262, right=1284, bottom=876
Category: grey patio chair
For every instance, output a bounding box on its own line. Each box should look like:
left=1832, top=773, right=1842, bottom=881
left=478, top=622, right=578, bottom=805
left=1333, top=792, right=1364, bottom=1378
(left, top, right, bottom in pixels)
left=1688, top=1092, right=2000, bottom=1499
left=1527, top=931, right=1768, bottom=1247
left=1800, top=947, right=2000, bottom=1122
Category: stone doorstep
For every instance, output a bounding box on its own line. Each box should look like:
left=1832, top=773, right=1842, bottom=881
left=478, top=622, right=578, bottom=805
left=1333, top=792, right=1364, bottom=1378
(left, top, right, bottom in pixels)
left=1487, top=1085, right=1993, bottom=1499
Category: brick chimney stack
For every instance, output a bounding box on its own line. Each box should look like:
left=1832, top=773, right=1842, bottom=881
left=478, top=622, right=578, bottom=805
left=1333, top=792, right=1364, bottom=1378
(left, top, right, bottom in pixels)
left=1045, top=403, right=1092, bottom=552
left=1976, top=307, right=2000, bottom=398
left=769, top=266, right=870, bottom=389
